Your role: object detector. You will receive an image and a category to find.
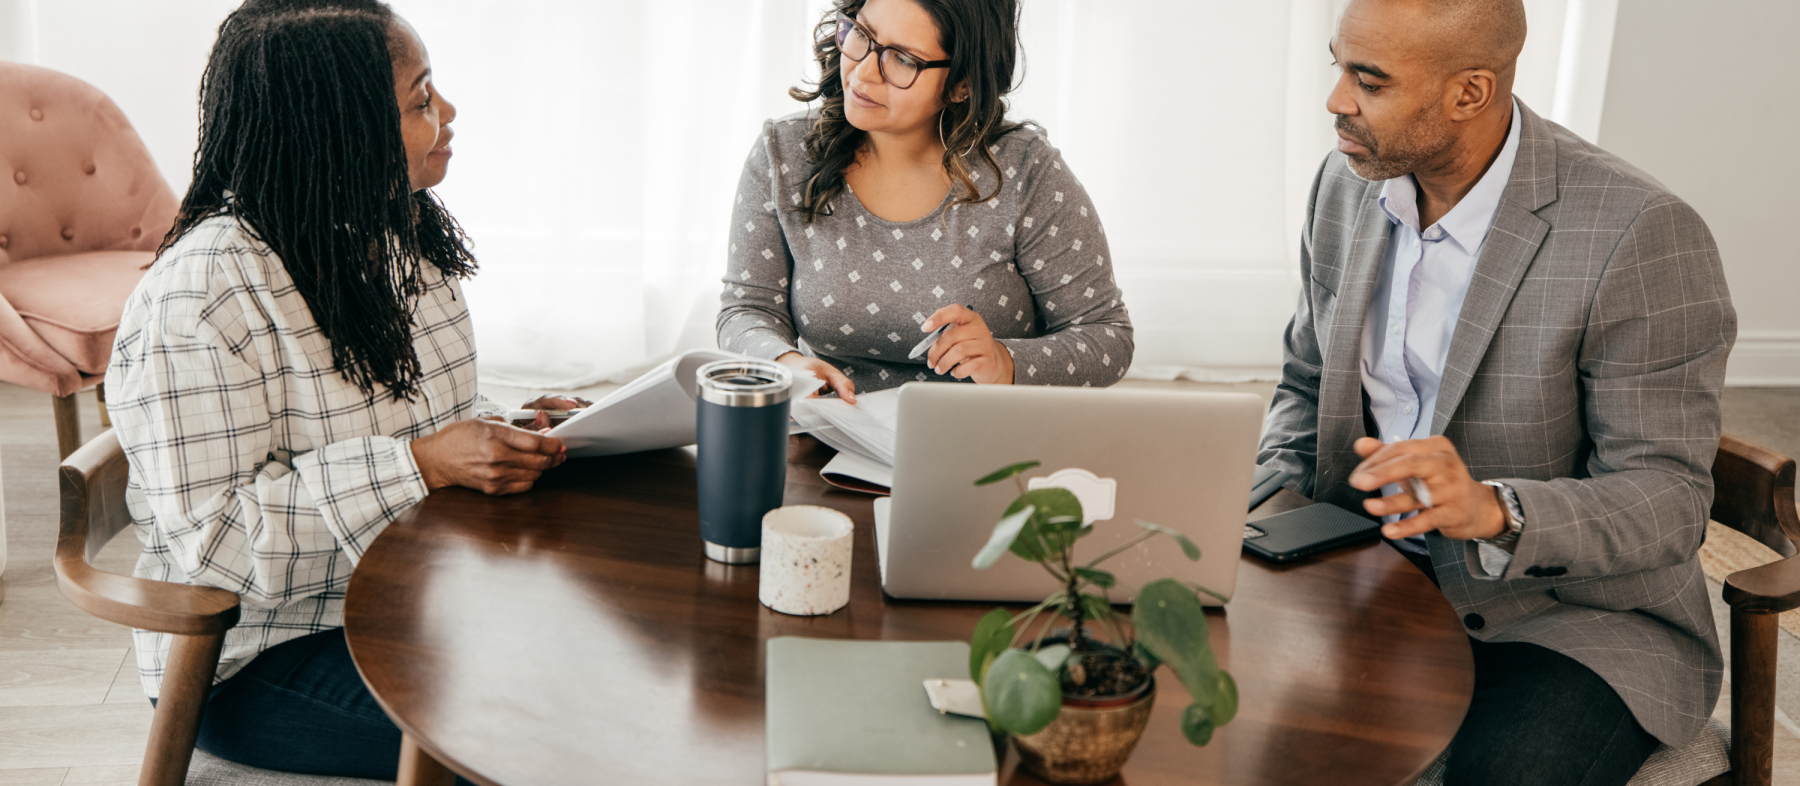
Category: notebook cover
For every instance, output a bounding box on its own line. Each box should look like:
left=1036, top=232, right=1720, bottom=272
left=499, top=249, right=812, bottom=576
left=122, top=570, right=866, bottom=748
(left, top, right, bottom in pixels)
left=766, top=638, right=995, bottom=780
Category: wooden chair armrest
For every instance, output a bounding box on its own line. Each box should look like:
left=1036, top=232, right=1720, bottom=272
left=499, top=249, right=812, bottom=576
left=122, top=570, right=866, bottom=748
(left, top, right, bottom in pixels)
left=53, top=554, right=240, bottom=636
left=1723, top=552, right=1800, bottom=615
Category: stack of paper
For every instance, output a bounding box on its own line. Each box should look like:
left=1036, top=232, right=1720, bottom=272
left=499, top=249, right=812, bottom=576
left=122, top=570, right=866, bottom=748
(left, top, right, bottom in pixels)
left=791, top=388, right=901, bottom=492
left=547, top=350, right=823, bottom=458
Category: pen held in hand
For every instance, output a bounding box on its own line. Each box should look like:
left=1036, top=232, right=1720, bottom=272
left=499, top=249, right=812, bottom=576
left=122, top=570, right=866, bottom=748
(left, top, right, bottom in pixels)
left=908, top=324, right=950, bottom=360
left=1406, top=477, right=1432, bottom=508
left=1377, top=436, right=1432, bottom=509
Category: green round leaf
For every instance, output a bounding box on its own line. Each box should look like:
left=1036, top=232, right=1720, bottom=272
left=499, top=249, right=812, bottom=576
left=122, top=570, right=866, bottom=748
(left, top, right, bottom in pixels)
left=1180, top=703, right=1216, bottom=746
left=1132, top=579, right=1218, bottom=707
left=973, top=505, right=1036, bottom=569
left=975, top=461, right=1042, bottom=486
left=1212, top=671, right=1239, bottom=726
left=970, top=608, right=1017, bottom=683
left=981, top=649, right=1063, bottom=736
left=1021, top=488, right=1085, bottom=557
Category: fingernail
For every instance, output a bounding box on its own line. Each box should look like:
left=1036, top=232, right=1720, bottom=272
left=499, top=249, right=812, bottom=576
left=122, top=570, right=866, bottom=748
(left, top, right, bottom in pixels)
left=1350, top=473, right=1369, bottom=487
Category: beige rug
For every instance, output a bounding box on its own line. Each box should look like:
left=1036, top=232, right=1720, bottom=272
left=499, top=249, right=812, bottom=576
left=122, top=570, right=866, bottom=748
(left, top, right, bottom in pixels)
left=1699, top=521, right=1800, bottom=638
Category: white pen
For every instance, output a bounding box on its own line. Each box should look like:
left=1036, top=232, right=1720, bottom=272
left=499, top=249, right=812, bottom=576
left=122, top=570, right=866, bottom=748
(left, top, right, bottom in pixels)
left=908, top=323, right=950, bottom=360
left=1383, top=436, right=1433, bottom=508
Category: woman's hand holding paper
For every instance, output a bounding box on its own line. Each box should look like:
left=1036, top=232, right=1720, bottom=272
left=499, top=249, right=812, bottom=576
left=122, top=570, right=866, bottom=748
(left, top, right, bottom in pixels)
left=777, top=352, right=858, bottom=404
left=411, top=419, right=567, bottom=496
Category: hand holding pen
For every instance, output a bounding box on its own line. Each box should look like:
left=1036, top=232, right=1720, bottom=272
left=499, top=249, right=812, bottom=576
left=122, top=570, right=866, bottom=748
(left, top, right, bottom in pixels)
left=1347, top=436, right=1509, bottom=542
left=917, top=304, right=1015, bottom=385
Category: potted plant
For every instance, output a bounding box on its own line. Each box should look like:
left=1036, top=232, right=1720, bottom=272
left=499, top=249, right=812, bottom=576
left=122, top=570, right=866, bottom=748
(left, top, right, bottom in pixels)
left=966, top=461, right=1237, bottom=786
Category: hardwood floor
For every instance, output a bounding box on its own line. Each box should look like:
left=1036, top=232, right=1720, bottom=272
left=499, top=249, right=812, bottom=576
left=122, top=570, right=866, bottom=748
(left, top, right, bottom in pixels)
left=0, top=383, right=144, bottom=785
left=1, top=380, right=1797, bottom=783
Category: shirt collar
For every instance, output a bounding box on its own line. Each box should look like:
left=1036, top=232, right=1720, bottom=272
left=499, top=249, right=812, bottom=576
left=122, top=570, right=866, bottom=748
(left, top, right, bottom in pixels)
left=1377, top=97, right=1523, bottom=253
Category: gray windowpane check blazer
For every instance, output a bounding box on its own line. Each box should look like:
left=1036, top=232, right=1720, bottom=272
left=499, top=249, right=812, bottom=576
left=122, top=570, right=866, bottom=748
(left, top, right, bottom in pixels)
left=1258, top=101, right=1736, bottom=747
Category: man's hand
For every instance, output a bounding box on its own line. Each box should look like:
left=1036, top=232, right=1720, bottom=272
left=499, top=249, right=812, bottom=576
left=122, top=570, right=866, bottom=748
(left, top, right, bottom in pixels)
left=776, top=352, right=857, bottom=404
left=1349, top=436, right=1507, bottom=542
left=410, top=419, right=567, bottom=496
left=922, top=305, right=1014, bottom=385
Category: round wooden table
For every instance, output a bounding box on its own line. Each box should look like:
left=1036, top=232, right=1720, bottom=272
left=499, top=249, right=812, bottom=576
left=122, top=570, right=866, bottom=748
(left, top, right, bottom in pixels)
left=344, top=437, right=1473, bottom=786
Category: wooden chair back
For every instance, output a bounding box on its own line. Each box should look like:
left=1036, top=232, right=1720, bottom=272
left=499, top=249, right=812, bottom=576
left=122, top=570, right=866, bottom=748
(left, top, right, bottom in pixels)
left=1712, top=434, right=1800, bottom=557
left=1710, top=434, right=1800, bottom=786
left=59, top=427, right=136, bottom=564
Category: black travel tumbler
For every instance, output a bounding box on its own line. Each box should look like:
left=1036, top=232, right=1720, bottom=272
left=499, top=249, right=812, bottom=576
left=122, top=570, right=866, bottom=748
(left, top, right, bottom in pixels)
left=695, top=359, right=793, bottom=564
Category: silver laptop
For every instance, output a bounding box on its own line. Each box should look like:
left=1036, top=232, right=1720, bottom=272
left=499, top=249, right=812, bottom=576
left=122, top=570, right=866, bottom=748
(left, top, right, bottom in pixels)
left=873, top=384, right=1263, bottom=606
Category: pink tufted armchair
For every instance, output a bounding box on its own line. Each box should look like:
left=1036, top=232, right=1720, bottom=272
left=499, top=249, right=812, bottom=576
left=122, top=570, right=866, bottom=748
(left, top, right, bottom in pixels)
left=0, top=60, right=178, bottom=458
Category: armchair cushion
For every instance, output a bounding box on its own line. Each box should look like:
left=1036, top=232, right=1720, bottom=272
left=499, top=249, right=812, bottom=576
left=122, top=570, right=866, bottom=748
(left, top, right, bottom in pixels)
left=0, top=249, right=151, bottom=375
left=187, top=749, right=393, bottom=786
left=0, top=60, right=177, bottom=396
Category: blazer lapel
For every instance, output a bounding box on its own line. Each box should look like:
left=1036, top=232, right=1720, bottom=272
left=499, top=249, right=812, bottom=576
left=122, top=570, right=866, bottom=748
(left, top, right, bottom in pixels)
left=1430, top=102, right=1558, bottom=434
left=1314, top=180, right=1390, bottom=499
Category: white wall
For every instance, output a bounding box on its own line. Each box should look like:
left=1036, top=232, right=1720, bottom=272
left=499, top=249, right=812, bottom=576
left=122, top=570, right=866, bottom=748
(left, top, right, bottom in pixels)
left=1599, top=0, right=1800, bottom=386
left=6, top=0, right=239, bottom=193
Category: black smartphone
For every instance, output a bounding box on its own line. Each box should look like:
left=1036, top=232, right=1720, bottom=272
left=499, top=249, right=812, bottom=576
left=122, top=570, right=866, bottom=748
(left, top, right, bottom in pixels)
left=1242, top=503, right=1382, bottom=563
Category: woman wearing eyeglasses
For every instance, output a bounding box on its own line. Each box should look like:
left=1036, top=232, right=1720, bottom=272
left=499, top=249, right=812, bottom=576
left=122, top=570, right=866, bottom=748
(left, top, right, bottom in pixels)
left=718, top=0, right=1133, bottom=401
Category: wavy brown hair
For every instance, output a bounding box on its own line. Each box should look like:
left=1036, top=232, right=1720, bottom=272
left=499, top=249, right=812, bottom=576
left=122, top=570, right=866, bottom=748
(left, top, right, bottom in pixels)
left=790, top=0, right=1025, bottom=222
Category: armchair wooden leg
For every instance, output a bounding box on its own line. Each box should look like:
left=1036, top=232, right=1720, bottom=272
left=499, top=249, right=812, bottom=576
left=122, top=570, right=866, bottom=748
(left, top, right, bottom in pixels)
left=53, top=393, right=81, bottom=461
left=399, top=734, right=456, bottom=786
left=97, top=382, right=111, bottom=428
left=139, top=633, right=225, bottom=786
left=1731, top=608, right=1777, bottom=786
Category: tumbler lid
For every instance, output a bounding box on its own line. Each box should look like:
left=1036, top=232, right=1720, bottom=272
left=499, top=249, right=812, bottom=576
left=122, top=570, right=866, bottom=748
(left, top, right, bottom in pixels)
left=696, top=359, right=793, bottom=407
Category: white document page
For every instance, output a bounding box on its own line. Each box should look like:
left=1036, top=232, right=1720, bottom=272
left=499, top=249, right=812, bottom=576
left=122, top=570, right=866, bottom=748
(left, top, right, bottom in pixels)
left=547, top=350, right=822, bottom=458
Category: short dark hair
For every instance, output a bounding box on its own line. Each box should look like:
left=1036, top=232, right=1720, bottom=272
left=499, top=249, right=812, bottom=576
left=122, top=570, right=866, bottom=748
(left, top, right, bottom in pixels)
left=162, top=0, right=477, bottom=400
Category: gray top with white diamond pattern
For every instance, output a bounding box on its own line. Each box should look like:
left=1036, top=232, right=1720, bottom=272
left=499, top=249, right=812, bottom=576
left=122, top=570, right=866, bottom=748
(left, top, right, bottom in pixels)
left=717, top=112, right=1134, bottom=393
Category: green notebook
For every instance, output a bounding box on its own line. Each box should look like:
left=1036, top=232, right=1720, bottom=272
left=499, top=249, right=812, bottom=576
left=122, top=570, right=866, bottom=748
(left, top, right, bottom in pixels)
left=766, top=637, right=997, bottom=785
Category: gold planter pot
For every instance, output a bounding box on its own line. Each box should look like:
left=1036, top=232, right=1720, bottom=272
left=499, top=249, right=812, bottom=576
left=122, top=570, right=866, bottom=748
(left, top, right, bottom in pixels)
left=1010, top=677, right=1156, bottom=786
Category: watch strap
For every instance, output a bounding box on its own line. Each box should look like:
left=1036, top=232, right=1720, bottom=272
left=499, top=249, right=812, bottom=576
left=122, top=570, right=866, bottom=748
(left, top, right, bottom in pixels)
left=1478, top=480, right=1525, bottom=546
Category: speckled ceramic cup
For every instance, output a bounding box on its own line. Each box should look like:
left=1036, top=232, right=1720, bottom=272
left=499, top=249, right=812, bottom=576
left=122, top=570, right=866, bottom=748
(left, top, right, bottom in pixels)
left=758, top=505, right=853, bottom=616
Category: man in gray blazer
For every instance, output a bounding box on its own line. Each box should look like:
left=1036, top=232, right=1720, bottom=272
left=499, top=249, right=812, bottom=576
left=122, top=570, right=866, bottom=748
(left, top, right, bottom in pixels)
left=1259, top=0, right=1736, bottom=783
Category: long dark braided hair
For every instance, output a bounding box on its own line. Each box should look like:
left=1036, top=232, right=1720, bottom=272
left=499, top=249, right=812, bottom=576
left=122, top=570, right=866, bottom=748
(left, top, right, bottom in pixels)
left=160, top=0, right=477, bottom=400
left=790, top=0, right=1025, bottom=223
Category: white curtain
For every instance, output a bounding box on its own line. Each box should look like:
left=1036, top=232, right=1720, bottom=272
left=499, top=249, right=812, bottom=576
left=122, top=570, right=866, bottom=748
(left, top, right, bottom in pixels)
left=13, top=0, right=1620, bottom=388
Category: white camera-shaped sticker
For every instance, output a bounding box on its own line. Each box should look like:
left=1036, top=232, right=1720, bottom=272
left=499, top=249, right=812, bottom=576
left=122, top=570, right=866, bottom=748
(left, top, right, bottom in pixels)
left=1027, top=468, right=1117, bottom=526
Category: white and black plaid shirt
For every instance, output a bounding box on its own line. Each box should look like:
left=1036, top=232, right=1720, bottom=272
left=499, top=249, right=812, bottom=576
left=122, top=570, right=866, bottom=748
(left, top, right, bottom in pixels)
left=107, top=215, right=498, bottom=698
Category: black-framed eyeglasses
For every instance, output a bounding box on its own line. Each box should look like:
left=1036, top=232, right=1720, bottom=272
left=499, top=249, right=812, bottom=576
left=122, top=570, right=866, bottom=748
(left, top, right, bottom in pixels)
left=836, top=13, right=950, bottom=90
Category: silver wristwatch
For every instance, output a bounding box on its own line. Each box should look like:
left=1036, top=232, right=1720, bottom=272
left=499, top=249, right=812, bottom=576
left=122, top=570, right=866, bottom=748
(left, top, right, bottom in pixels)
left=1477, top=480, right=1525, bottom=546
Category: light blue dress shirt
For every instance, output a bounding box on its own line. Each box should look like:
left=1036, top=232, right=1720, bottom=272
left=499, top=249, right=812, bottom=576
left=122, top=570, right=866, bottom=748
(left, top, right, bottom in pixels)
left=1361, top=99, right=1522, bottom=573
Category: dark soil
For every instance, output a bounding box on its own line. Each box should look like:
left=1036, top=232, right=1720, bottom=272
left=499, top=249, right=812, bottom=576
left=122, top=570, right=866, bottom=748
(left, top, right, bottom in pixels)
left=1060, top=650, right=1150, bottom=699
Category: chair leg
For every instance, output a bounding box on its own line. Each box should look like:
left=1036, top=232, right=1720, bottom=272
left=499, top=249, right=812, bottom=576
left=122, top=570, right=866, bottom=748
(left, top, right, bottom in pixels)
left=97, top=382, right=111, bottom=428
left=1731, top=608, right=1777, bottom=786
left=399, top=734, right=456, bottom=786
left=139, top=633, right=225, bottom=786
left=53, top=393, right=81, bottom=461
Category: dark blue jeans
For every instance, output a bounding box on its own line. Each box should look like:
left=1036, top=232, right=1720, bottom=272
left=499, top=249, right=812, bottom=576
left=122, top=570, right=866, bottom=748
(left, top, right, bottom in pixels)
left=1394, top=544, right=1661, bottom=786
left=158, top=628, right=469, bottom=783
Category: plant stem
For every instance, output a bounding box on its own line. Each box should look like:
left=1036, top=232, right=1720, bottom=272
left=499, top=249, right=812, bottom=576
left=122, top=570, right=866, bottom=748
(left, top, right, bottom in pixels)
left=1082, top=529, right=1159, bottom=569
left=1007, top=592, right=1063, bottom=649
left=1065, top=549, right=1087, bottom=652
